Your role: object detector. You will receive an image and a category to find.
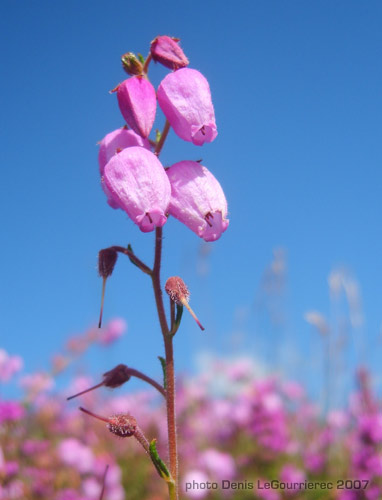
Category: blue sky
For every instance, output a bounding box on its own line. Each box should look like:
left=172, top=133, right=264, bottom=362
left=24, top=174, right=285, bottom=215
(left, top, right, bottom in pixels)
left=1, top=0, right=381, bottom=402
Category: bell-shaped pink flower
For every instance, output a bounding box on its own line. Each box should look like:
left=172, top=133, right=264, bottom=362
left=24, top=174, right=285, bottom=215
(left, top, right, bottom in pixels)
left=166, top=161, right=228, bottom=241
left=116, top=76, right=156, bottom=138
left=150, top=35, right=189, bottom=70
left=103, top=147, right=170, bottom=232
left=157, top=68, right=217, bottom=146
left=98, top=127, right=151, bottom=209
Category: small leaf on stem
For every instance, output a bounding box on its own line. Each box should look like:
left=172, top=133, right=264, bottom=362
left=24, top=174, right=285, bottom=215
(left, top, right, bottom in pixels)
left=149, top=439, right=171, bottom=479
left=158, top=356, right=167, bottom=390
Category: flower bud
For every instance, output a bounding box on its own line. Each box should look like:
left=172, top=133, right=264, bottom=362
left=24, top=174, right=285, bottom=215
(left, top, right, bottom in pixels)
left=116, top=76, right=156, bottom=138
left=166, top=161, right=229, bottom=242
left=121, top=52, right=144, bottom=76
left=150, top=35, right=189, bottom=70
left=165, top=276, right=204, bottom=330
left=157, top=68, right=217, bottom=146
left=99, top=127, right=151, bottom=209
left=103, top=147, right=171, bottom=233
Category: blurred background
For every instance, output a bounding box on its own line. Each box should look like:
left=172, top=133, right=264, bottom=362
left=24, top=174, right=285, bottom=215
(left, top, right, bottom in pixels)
left=1, top=2, right=382, bottom=498
left=1, top=0, right=381, bottom=401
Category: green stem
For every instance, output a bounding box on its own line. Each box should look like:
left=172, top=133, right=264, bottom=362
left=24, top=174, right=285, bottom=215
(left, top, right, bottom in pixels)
left=155, top=120, right=171, bottom=157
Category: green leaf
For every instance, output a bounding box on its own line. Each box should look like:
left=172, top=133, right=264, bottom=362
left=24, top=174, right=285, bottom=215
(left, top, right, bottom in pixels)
left=174, top=304, right=183, bottom=331
left=158, top=356, right=167, bottom=390
left=137, top=53, right=145, bottom=64
left=126, top=244, right=139, bottom=268
left=149, top=439, right=170, bottom=479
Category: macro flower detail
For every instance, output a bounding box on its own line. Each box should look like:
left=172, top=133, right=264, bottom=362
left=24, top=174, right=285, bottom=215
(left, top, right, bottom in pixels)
left=103, top=147, right=170, bottom=232
left=150, top=35, right=189, bottom=70
left=116, top=77, right=156, bottom=138
left=99, top=127, right=151, bottom=209
left=157, top=68, right=217, bottom=146
left=166, top=161, right=229, bottom=242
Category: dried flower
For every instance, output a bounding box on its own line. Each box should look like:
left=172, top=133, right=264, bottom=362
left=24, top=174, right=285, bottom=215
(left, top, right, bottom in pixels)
left=165, top=276, right=204, bottom=330
left=116, top=77, right=156, bottom=138
left=103, top=147, right=171, bottom=232
left=150, top=35, right=189, bottom=70
left=79, top=407, right=137, bottom=438
left=166, top=161, right=229, bottom=242
left=98, top=249, right=118, bottom=279
left=157, top=68, right=217, bottom=146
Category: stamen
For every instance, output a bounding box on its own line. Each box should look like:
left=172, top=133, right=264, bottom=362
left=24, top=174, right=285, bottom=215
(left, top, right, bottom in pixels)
left=146, top=212, right=153, bottom=224
left=200, top=125, right=206, bottom=136
left=205, top=212, right=214, bottom=227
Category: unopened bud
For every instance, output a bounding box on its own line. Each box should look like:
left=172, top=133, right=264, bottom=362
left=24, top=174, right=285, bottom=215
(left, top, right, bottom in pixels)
left=150, top=35, right=189, bottom=70
left=165, top=276, right=204, bottom=331
left=121, top=52, right=144, bottom=76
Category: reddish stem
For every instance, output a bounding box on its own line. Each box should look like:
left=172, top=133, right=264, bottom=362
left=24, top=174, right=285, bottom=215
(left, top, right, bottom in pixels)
left=99, top=464, right=109, bottom=500
left=79, top=406, right=109, bottom=424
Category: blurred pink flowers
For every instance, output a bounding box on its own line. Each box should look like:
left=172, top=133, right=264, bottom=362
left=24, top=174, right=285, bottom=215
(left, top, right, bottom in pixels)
left=57, top=438, right=95, bottom=474
left=157, top=68, right=217, bottom=146
left=0, top=349, right=23, bottom=382
left=167, top=161, right=228, bottom=241
left=98, top=318, right=127, bottom=345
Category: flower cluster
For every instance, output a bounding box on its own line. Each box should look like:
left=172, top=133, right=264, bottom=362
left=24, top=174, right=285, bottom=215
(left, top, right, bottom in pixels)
left=1, top=346, right=381, bottom=500
left=99, top=36, right=229, bottom=242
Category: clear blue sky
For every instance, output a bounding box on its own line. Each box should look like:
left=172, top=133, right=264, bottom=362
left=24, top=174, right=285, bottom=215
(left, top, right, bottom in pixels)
left=1, top=1, right=381, bottom=402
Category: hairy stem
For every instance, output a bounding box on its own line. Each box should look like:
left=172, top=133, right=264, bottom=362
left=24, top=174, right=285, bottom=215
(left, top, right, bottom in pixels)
left=151, top=227, right=178, bottom=499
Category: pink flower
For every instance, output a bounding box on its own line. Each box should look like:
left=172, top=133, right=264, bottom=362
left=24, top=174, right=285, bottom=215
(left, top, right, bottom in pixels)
left=57, top=438, right=94, bottom=473
left=199, top=449, right=235, bottom=480
left=166, top=161, right=228, bottom=241
left=116, top=77, right=156, bottom=138
left=20, top=372, right=54, bottom=394
left=0, top=401, right=25, bottom=423
left=182, top=470, right=210, bottom=499
left=99, top=127, right=151, bottom=209
left=103, top=147, right=171, bottom=232
left=150, top=35, right=189, bottom=70
left=157, top=68, right=217, bottom=146
left=0, top=349, right=23, bottom=382
left=98, top=318, right=127, bottom=345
